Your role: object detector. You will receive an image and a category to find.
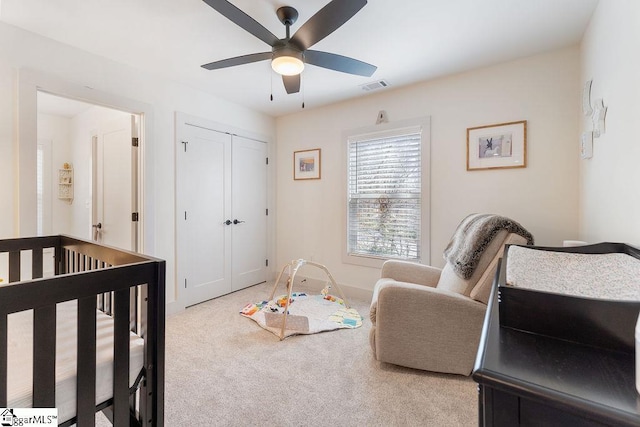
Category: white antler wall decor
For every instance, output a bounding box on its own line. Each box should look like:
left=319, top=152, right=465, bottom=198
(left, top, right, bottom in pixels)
left=580, top=79, right=608, bottom=159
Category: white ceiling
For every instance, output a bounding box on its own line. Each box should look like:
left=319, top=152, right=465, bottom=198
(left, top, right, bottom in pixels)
left=37, top=92, right=94, bottom=118
left=1, top=0, right=598, bottom=117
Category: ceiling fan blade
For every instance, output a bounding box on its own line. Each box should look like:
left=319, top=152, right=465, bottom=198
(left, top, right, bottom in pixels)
left=202, top=0, right=280, bottom=47
left=201, top=52, right=272, bottom=70
left=282, top=74, right=301, bottom=94
left=290, top=0, right=367, bottom=50
left=305, top=50, right=376, bottom=77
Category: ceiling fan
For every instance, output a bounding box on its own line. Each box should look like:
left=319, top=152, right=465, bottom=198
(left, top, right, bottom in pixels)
left=201, top=0, right=377, bottom=95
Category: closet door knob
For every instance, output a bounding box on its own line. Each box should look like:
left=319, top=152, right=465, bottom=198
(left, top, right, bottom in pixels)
left=224, top=220, right=232, bottom=225
left=233, top=219, right=245, bottom=225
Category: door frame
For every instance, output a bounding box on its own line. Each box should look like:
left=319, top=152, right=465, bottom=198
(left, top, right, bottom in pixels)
left=174, top=111, right=274, bottom=311
left=17, top=69, right=151, bottom=253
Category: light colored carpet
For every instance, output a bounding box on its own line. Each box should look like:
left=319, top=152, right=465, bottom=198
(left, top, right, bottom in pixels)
left=100, top=281, right=477, bottom=426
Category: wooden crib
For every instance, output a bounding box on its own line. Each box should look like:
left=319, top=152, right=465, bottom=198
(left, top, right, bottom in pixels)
left=0, top=235, right=165, bottom=426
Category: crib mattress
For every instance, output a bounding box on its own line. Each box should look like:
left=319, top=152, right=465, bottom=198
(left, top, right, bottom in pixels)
left=7, top=301, right=145, bottom=424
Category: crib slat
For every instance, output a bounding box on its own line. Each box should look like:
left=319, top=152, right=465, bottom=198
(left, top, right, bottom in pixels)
left=77, top=297, right=97, bottom=427
left=33, top=305, right=56, bottom=407
left=113, top=289, right=131, bottom=426
left=9, top=251, right=20, bottom=283
left=32, top=247, right=44, bottom=279
left=130, top=286, right=138, bottom=334
left=0, top=314, right=7, bottom=406
left=54, top=245, right=63, bottom=275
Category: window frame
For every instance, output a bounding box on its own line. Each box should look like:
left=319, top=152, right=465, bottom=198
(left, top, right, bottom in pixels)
left=342, top=117, right=431, bottom=268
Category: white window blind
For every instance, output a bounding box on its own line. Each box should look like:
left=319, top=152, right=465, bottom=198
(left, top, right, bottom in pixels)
left=347, top=127, right=422, bottom=260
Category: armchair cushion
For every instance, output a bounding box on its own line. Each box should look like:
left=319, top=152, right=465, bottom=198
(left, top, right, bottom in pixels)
left=371, top=261, right=442, bottom=324
left=369, top=281, right=486, bottom=375
left=381, top=260, right=442, bottom=286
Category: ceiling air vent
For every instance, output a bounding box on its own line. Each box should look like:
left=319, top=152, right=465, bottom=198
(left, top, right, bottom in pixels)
left=360, top=79, right=390, bottom=92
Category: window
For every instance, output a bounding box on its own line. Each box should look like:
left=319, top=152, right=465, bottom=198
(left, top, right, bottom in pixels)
left=345, top=120, right=429, bottom=265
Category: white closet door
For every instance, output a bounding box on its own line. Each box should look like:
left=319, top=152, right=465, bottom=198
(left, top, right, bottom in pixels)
left=231, top=136, right=267, bottom=291
left=177, top=125, right=232, bottom=307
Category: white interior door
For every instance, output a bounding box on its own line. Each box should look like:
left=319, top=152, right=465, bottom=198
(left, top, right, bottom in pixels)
left=231, top=136, right=267, bottom=291
left=177, top=120, right=268, bottom=307
left=93, top=114, right=137, bottom=250
left=177, top=124, right=232, bottom=306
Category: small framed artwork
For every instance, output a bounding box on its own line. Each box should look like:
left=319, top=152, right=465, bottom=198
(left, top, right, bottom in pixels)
left=294, top=148, right=321, bottom=180
left=467, top=120, right=527, bottom=171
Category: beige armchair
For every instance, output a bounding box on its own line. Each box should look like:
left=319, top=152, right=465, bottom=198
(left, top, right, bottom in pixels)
left=369, top=218, right=531, bottom=375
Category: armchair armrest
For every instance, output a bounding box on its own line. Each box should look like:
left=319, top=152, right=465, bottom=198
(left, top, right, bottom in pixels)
left=381, top=260, right=442, bottom=287
left=371, top=281, right=486, bottom=375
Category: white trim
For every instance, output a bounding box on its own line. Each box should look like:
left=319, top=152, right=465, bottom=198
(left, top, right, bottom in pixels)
left=17, top=69, right=152, bottom=253
left=176, top=111, right=271, bottom=145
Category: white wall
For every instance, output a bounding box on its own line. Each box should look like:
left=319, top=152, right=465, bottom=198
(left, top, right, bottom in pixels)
left=0, top=22, right=276, bottom=313
left=276, top=47, right=581, bottom=292
left=0, top=51, right=14, bottom=240
left=579, top=1, right=640, bottom=246
left=37, top=113, right=73, bottom=235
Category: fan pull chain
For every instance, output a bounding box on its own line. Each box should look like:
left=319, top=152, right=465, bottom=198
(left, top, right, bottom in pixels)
left=302, top=73, right=305, bottom=109
left=270, top=71, right=274, bottom=101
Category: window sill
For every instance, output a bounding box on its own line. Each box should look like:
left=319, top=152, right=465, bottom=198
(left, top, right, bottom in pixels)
left=342, top=253, right=421, bottom=269
left=342, top=253, right=386, bottom=268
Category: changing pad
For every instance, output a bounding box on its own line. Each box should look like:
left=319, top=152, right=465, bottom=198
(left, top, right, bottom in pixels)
left=506, top=245, right=640, bottom=301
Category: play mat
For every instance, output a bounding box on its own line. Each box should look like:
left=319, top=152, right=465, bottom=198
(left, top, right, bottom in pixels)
left=240, top=292, right=362, bottom=339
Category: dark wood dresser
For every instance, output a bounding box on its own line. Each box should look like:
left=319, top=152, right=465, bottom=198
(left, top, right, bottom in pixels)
left=473, top=255, right=640, bottom=427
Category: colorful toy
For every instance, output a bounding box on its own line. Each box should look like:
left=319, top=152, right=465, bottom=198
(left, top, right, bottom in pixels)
left=321, top=283, right=331, bottom=296
left=267, top=259, right=351, bottom=340
left=240, top=302, right=260, bottom=316
left=276, top=296, right=293, bottom=307
left=266, top=301, right=280, bottom=312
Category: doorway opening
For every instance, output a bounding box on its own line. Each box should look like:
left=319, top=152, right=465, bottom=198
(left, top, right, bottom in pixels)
left=36, top=91, right=143, bottom=252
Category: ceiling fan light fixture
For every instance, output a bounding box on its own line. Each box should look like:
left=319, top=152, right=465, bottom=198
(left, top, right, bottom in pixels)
left=202, top=0, right=376, bottom=94
left=271, top=48, right=304, bottom=76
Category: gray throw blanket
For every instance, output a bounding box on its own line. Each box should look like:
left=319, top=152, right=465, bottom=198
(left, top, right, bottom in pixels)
left=443, top=213, right=534, bottom=279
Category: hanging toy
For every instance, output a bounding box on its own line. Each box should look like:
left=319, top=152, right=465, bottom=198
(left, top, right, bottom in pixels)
left=266, top=300, right=280, bottom=312
left=321, top=282, right=331, bottom=298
